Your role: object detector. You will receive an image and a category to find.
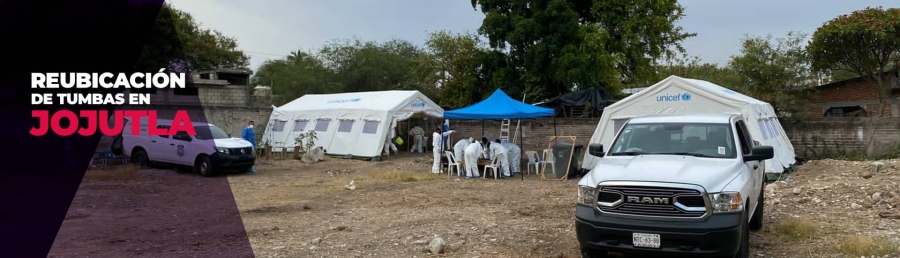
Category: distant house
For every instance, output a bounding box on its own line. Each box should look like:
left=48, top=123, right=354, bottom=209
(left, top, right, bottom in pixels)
left=807, top=72, right=900, bottom=117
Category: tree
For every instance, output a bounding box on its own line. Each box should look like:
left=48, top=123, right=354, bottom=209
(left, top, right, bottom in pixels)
left=729, top=32, right=815, bottom=118
left=650, top=54, right=741, bottom=88
left=135, top=4, right=249, bottom=72
left=423, top=31, right=489, bottom=108
left=254, top=38, right=439, bottom=105
left=470, top=0, right=695, bottom=101
left=253, top=50, right=338, bottom=104
left=808, top=7, right=900, bottom=117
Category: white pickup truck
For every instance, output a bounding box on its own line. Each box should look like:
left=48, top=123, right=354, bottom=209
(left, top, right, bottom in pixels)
left=575, top=113, right=774, bottom=258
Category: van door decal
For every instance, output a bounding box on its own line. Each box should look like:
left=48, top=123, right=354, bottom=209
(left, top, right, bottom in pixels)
left=177, top=144, right=185, bottom=158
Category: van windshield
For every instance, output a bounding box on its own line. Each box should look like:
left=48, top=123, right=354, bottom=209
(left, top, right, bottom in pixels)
left=608, top=123, right=736, bottom=159
left=194, top=126, right=230, bottom=140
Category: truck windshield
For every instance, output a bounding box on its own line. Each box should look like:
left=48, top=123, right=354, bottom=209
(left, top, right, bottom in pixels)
left=194, top=126, right=230, bottom=140
left=608, top=123, right=736, bottom=159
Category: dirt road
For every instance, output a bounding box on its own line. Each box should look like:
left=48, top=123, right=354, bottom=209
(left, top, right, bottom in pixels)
left=52, top=155, right=900, bottom=257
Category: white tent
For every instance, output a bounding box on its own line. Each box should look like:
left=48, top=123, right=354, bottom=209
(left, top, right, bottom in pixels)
left=262, top=90, right=443, bottom=158
left=582, top=75, right=797, bottom=175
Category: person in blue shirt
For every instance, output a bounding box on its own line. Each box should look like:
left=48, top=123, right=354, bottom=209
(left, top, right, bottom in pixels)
left=242, top=120, right=257, bottom=174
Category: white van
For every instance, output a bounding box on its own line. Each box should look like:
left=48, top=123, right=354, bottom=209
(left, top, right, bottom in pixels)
left=119, top=117, right=256, bottom=177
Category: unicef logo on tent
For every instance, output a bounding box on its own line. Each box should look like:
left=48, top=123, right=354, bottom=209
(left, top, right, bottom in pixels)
left=327, top=98, right=362, bottom=104
left=656, top=92, right=692, bottom=102
left=410, top=102, right=426, bottom=108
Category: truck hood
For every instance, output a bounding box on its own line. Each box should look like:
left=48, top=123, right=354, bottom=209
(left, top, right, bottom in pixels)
left=579, top=155, right=742, bottom=193
left=212, top=138, right=254, bottom=148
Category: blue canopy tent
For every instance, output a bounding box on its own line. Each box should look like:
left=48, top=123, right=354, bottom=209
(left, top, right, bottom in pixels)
left=443, top=89, right=556, bottom=180
left=444, top=89, right=556, bottom=119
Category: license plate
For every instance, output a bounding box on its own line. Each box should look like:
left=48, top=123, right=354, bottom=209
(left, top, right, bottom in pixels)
left=632, top=233, right=660, bottom=248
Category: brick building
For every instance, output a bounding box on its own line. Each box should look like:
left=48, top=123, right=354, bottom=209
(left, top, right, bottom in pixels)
left=808, top=73, right=900, bottom=117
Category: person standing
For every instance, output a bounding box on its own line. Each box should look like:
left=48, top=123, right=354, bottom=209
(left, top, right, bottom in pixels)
left=409, top=124, right=425, bottom=153
left=453, top=137, right=474, bottom=175
left=463, top=140, right=485, bottom=179
left=499, top=140, right=521, bottom=175
left=442, top=120, right=451, bottom=151
left=383, top=122, right=399, bottom=157
left=486, top=140, right=510, bottom=178
left=432, top=127, right=455, bottom=174
left=242, top=120, right=257, bottom=174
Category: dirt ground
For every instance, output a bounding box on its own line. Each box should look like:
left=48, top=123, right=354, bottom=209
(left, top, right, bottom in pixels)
left=51, top=154, right=900, bottom=258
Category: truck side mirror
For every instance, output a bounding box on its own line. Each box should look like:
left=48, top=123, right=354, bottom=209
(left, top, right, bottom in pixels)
left=744, top=146, right=774, bottom=162
left=588, top=143, right=605, bottom=157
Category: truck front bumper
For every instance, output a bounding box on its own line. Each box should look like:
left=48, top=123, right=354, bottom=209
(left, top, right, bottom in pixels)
left=575, top=205, right=741, bottom=257
left=210, top=152, right=256, bottom=170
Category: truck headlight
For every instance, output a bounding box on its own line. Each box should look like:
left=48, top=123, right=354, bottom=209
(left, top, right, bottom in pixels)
left=577, top=185, right=597, bottom=205
left=709, top=192, right=743, bottom=213
left=216, top=147, right=229, bottom=154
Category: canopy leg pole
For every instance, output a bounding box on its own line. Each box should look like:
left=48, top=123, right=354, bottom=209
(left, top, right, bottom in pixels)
left=553, top=116, right=557, bottom=136
left=521, top=121, right=524, bottom=181
left=481, top=121, right=484, bottom=136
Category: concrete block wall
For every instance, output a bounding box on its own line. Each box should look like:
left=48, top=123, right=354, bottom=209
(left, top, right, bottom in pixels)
left=199, top=86, right=249, bottom=107
left=783, top=117, right=900, bottom=158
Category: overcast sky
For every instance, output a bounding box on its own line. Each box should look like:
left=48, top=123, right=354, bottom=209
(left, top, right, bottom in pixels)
left=167, top=0, right=897, bottom=72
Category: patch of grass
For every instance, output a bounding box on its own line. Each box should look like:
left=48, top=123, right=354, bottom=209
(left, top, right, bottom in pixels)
left=772, top=217, right=817, bottom=241
left=368, top=170, right=442, bottom=183
left=837, top=235, right=897, bottom=257
left=82, top=164, right=140, bottom=181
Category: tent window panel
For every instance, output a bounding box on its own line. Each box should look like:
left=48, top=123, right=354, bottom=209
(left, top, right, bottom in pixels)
left=766, top=119, right=779, bottom=137
left=338, top=120, right=354, bottom=133
left=314, top=119, right=330, bottom=132
left=272, top=120, right=287, bottom=132
left=292, top=120, right=308, bottom=132
left=757, top=120, right=769, bottom=140
left=362, top=121, right=379, bottom=134
left=612, top=119, right=628, bottom=135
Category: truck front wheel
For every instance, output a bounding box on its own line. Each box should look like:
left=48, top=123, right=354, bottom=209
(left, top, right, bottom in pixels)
left=195, top=156, right=215, bottom=177
left=733, top=209, right=750, bottom=258
left=749, top=183, right=765, bottom=231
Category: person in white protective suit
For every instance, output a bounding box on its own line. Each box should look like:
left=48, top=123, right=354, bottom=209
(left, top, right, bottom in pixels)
left=383, top=121, right=399, bottom=156
left=486, top=139, right=511, bottom=178
left=463, top=140, right=485, bottom=179
left=409, top=124, right=425, bottom=153
left=498, top=140, right=521, bottom=175
left=432, top=127, right=455, bottom=174
left=453, top=137, right=475, bottom=175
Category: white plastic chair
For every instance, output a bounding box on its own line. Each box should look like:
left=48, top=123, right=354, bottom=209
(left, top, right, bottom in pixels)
left=524, top=151, right=542, bottom=175
left=444, top=151, right=461, bottom=177
left=542, top=149, right=556, bottom=175
left=483, top=157, right=501, bottom=180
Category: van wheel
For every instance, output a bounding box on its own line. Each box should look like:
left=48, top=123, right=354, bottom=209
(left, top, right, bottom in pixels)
left=131, top=150, right=149, bottom=167
left=749, top=183, right=765, bottom=231
left=195, top=156, right=214, bottom=177
left=580, top=247, right=610, bottom=258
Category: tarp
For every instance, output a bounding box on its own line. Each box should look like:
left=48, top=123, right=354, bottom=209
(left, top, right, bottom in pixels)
left=262, top=90, right=443, bottom=157
left=581, top=75, right=797, bottom=175
left=444, top=89, right=555, bottom=120
left=537, top=88, right=616, bottom=117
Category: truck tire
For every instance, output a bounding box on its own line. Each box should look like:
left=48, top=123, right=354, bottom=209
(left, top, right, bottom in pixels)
left=131, top=149, right=149, bottom=168
left=195, top=156, right=215, bottom=177
left=734, top=209, right=750, bottom=258
left=580, top=247, right=610, bottom=258
left=749, top=183, right=765, bottom=231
